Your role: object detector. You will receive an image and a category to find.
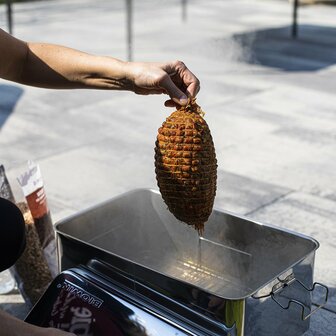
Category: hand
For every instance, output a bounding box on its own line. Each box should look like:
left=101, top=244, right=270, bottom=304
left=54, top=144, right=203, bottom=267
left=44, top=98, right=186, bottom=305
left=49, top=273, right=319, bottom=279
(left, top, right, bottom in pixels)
left=0, top=309, right=76, bottom=336
left=125, top=60, right=200, bottom=107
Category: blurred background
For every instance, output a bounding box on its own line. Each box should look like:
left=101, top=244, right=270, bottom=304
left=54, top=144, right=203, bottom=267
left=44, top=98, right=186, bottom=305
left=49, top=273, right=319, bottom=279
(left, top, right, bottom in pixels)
left=0, top=0, right=336, bottom=334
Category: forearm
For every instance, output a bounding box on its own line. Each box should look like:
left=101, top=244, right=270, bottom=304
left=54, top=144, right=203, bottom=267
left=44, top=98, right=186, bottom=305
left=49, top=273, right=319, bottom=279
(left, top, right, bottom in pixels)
left=0, top=309, right=75, bottom=336
left=20, top=43, right=132, bottom=90
left=0, top=309, right=39, bottom=336
left=0, top=29, right=199, bottom=104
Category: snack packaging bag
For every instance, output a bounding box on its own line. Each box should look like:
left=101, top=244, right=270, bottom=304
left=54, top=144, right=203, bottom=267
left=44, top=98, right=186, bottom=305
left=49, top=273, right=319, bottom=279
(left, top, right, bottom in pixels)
left=17, top=161, right=58, bottom=278
left=0, top=164, right=52, bottom=305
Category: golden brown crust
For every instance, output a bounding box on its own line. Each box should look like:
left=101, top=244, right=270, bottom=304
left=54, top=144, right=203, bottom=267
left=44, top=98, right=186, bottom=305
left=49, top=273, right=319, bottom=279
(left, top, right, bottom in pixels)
left=155, top=100, right=217, bottom=234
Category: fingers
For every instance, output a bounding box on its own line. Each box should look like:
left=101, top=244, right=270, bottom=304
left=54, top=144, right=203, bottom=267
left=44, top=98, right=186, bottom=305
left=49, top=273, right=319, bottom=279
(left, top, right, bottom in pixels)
left=128, top=60, right=199, bottom=107
left=159, top=74, right=188, bottom=106
left=179, top=63, right=200, bottom=98
left=164, top=99, right=177, bottom=107
left=162, top=60, right=200, bottom=101
left=135, top=87, right=166, bottom=95
left=186, top=78, right=200, bottom=98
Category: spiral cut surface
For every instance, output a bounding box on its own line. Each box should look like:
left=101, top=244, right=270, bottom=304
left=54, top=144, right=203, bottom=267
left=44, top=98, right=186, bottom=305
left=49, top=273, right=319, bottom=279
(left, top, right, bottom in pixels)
left=155, top=100, right=217, bottom=234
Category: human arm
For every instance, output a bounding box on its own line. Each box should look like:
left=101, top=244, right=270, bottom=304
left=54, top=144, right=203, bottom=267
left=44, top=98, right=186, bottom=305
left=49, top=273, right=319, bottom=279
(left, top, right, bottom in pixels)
left=0, top=29, right=199, bottom=106
left=0, top=309, right=76, bottom=336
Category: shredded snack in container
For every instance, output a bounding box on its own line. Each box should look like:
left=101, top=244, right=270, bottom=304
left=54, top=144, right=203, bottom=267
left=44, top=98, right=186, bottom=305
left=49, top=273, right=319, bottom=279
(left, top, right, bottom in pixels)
left=13, top=202, right=53, bottom=305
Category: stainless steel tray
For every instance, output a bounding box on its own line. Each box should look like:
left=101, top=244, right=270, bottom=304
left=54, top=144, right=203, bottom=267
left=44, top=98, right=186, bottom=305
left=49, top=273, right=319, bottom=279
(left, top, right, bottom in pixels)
left=55, top=188, right=329, bottom=336
left=55, top=188, right=318, bottom=300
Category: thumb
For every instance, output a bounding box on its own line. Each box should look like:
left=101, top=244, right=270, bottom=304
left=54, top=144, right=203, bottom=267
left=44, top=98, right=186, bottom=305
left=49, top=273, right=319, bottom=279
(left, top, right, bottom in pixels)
left=160, top=74, right=188, bottom=105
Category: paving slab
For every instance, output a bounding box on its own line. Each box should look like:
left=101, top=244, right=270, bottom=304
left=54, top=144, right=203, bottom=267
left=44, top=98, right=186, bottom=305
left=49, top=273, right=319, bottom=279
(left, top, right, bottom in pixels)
left=248, top=191, right=336, bottom=313
left=0, top=0, right=335, bottom=334
left=305, top=307, right=336, bottom=336
left=215, top=169, right=292, bottom=214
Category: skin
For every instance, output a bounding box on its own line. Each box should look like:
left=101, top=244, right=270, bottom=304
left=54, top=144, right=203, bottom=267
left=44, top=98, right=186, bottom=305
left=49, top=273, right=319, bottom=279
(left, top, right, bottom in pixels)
left=0, top=309, right=76, bottom=336
left=0, top=28, right=200, bottom=107
left=0, top=28, right=200, bottom=335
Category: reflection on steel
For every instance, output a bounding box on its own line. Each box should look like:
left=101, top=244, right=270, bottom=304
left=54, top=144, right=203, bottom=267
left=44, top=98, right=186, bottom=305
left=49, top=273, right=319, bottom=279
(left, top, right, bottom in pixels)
left=55, top=189, right=323, bottom=336
left=26, top=268, right=198, bottom=336
left=126, top=0, right=133, bottom=61
left=6, top=0, right=13, bottom=35
left=292, top=0, right=299, bottom=38
left=181, top=0, right=188, bottom=22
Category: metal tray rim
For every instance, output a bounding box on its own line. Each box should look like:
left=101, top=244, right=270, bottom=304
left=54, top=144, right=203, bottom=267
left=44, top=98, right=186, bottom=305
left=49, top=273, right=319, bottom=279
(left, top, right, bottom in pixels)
left=55, top=188, right=320, bottom=300
left=55, top=188, right=320, bottom=250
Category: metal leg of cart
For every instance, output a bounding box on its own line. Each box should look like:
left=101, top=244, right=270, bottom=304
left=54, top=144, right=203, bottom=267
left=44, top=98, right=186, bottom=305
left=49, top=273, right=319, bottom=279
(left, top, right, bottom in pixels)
left=181, top=0, right=187, bottom=22
left=292, top=0, right=299, bottom=38
left=6, top=0, right=13, bottom=35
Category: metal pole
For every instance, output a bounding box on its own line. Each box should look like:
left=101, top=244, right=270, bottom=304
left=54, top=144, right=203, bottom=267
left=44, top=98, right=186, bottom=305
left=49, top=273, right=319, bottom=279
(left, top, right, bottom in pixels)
left=126, top=0, right=133, bottom=61
left=6, top=0, right=13, bottom=35
left=292, top=0, right=299, bottom=38
left=181, top=0, right=187, bottom=22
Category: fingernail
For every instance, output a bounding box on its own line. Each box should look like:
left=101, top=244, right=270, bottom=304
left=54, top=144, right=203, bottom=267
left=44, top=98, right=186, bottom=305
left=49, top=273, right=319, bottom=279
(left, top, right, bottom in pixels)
left=179, top=95, right=188, bottom=105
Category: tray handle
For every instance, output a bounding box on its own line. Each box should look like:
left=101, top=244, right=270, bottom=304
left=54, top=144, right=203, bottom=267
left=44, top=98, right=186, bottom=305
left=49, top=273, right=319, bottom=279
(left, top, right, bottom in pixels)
left=271, top=280, right=329, bottom=321
left=253, top=274, right=329, bottom=321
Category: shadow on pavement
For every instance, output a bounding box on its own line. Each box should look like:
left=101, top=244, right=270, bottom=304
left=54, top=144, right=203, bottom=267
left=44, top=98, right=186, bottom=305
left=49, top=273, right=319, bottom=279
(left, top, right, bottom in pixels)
left=232, top=25, right=336, bottom=72
left=0, top=85, right=24, bottom=130
left=314, top=284, right=336, bottom=314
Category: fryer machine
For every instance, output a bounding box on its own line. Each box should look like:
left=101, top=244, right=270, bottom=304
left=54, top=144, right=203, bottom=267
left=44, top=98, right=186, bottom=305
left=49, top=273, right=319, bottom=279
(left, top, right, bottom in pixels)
left=25, top=189, right=329, bottom=335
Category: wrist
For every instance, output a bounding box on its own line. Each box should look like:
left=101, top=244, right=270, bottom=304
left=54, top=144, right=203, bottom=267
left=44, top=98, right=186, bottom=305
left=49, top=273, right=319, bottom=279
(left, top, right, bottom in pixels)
left=102, top=57, right=135, bottom=91
left=123, top=61, right=136, bottom=91
left=78, top=56, right=132, bottom=91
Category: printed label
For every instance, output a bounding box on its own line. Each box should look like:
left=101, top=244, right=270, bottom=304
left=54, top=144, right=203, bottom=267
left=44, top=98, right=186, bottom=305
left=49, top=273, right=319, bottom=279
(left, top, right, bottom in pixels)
left=59, top=280, right=103, bottom=308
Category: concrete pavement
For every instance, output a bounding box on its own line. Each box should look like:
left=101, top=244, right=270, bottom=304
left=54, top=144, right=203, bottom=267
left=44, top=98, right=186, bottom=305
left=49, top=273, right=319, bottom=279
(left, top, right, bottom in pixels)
left=0, top=0, right=335, bottom=334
